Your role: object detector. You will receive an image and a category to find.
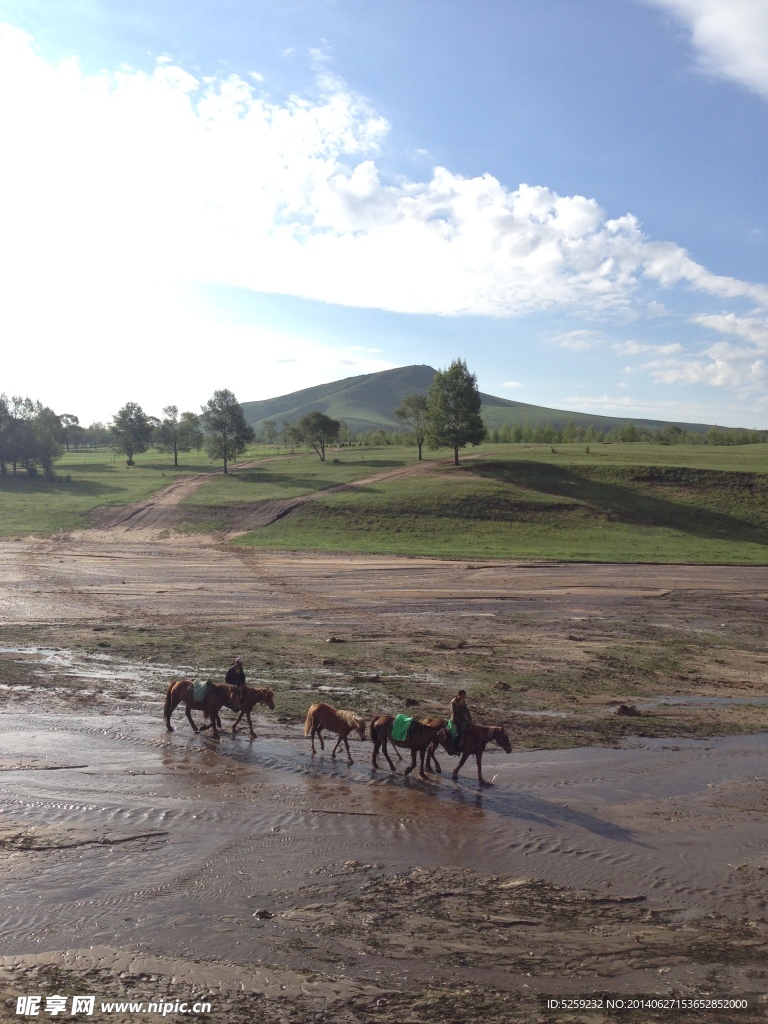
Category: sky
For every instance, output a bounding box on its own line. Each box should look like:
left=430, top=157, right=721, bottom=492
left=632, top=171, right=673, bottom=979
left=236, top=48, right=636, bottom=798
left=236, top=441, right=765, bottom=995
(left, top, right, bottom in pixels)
left=0, top=0, right=766, bottom=428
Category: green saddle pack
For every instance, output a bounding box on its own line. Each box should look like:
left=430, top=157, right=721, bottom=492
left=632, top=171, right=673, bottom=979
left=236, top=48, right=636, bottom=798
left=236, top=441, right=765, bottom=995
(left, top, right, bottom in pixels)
left=391, top=713, right=414, bottom=742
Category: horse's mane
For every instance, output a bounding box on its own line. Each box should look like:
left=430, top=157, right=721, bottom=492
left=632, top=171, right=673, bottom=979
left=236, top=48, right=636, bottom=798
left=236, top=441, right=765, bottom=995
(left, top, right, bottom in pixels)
left=335, top=708, right=366, bottom=729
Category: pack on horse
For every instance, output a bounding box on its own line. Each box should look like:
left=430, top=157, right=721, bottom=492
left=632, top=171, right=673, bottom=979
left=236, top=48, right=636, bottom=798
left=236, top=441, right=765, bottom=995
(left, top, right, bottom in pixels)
left=163, top=679, right=241, bottom=740
left=231, top=686, right=275, bottom=738
left=436, top=722, right=512, bottom=786
left=370, top=714, right=445, bottom=779
left=304, top=703, right=367, bottom=764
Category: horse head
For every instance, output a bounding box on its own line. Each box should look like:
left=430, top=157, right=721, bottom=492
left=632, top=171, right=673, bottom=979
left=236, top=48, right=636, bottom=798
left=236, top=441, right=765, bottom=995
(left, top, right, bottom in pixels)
left=354, top=716, right=367, bottom=742
left=494, top=726, right=512, bottom=753
left=262, top=688, right=275, bottom=710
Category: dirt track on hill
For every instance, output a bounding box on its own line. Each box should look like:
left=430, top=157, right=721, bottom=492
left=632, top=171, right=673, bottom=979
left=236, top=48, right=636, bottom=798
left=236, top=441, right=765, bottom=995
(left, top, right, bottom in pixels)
left=1, top=484, right=768, bottom=1021
left=88, top=456, right=442, bottom=536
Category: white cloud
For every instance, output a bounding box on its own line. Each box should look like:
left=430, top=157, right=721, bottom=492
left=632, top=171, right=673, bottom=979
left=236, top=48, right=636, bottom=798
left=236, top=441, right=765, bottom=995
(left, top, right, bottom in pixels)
left=1, top=22, right=765, bottom=332
left=500, top=381, right=522, bottom=388
left=551, top=330, right=601, bottom=351
left=644, top=0, right=768, bottom=99
left=613, top=340, right=684, bottom=356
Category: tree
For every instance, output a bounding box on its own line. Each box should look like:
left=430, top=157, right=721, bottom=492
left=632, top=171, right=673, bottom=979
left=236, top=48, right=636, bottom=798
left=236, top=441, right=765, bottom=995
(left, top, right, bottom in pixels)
left=425, top=358, right=486, bottom=466
left=202, top=389, right=254, bottom=473
left=394, top=392, right=429, bottom=460
left=110, top=402, right=154, bottom=465
left=154, top=405, right=202, bottom=466
left=30, top=403, right=64, bottom=478
left=291, top=411, right=340, bottom=461
left=261, top=419, right=277, bottom=444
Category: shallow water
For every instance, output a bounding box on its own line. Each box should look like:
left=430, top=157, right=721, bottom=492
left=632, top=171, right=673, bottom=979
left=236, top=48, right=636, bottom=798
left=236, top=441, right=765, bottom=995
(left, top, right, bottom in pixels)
left=1, top=708, right=767, bottom=975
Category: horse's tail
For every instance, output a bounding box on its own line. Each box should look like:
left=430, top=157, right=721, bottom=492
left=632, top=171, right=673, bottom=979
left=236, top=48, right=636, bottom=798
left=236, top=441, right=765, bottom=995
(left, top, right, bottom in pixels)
left=303, top=706, right=315, bottom=736
left=163, top=681, right=175, bottom=726
left=369, top=716, right=378, bottom=743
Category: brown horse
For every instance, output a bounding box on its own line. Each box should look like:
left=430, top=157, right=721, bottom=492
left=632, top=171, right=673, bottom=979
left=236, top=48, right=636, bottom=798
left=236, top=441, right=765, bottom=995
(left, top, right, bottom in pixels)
left=370, top=715, right=445, bottom=779
left=304, top=703, right=367, bottom=763
left=163, top=680, right=241, bottom=740
left=231, top=686, right=275, bottom=738
left=448, top=723, right=512, bottom=786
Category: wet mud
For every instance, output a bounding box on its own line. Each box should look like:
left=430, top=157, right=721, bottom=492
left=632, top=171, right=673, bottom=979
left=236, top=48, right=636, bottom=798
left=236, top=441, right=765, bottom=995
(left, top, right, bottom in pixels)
left=0, top=535, right=767, bottom=1021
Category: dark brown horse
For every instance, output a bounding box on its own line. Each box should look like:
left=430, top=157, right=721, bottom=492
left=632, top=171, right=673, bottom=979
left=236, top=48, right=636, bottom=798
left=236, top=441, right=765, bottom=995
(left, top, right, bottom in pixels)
left=163, top=680, right=241, bottom=740
left=370, top=715, right=445, bottom=779
left=447, top=723, right=512, bottom=786
left=231, top=686, right=275, bottom=738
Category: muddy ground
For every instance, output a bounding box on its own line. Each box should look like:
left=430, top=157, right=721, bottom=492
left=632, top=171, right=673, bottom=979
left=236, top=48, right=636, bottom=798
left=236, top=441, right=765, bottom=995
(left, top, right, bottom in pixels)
left=1, top=518, right=767, bottom=1022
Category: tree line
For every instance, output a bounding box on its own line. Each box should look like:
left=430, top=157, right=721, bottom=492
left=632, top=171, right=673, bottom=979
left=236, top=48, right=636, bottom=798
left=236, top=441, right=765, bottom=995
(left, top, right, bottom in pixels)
left=0, top=388, right=258, bottom=478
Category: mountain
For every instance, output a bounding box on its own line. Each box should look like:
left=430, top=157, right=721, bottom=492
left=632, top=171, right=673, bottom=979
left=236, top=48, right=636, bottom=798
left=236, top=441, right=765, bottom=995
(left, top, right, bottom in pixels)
left=241, top=364, right=712, bottom=435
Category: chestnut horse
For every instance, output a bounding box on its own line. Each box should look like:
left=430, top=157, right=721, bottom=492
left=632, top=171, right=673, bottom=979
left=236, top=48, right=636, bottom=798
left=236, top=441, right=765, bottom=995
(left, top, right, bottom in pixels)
left=231, top=686, right=275, bottom=738
left=304, top=703, right=367, bottom=763
left=163, top=680, right=241, bottom=740
left=434, top=722, right=512, bottom=786
left=370, top=715, right=445, bottom=779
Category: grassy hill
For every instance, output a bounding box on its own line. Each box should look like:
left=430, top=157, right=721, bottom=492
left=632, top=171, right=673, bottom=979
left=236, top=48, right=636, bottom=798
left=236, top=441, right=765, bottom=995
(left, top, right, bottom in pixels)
left=242, top=364, right=712, bottom=435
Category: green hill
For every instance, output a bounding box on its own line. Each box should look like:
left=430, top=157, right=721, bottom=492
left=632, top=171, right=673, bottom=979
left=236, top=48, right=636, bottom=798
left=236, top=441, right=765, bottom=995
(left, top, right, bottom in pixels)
left=242, top=364, right=712, bottom=435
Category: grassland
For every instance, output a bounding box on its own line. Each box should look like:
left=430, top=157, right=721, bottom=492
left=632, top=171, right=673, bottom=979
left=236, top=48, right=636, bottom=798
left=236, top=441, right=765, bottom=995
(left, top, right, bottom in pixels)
left=230, top=443, right=768, bottom=563
left=1, top=442, right=766, bottom=564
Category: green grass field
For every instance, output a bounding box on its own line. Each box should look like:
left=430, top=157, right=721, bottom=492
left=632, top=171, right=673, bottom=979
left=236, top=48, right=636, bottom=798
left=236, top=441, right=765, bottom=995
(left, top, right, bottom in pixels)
left=232, top=443, right=768, bottom=563
left=1, top=441, right=766, bottom=563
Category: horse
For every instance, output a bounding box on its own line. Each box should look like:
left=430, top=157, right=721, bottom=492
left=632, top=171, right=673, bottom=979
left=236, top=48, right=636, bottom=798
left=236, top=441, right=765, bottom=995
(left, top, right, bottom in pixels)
left=231, top=686, right=275, bottom=739
left=304, top=703, right=367, bottom=764
left=446, top=723, right=512, bottom=786
left=370, top=715, right=445, bottom=779
left=421, top=717, right=448, bottom=774
left=163, top=680, right=241, bottom=740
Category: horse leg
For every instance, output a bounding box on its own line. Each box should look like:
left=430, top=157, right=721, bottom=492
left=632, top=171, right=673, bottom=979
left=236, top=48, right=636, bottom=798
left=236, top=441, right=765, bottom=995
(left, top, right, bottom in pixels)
left=165, top=693, right=181, bottom=733
left=426, top=741, right=442, bottom=774
left=419, top=746, right=428, bottom=779
left=232, top=710, right=244, bottom=734
left=476, top=751, right=491, bottom=786
left=452, top=752, right=471, bottom=781
left=404, top=746, right=418, bottom=776
left=342, top=733, right=353, bottom=764
left=185, top=704, right=199, bottom=733
left=382, top=739, right=397, bottom=772
left=245, top=710, right=257, bottom=739
left=317, top=726, right=325, bottom=750
left=330, top=733, right=341, bottom=759
left=371, top=732, right=380, bottom=769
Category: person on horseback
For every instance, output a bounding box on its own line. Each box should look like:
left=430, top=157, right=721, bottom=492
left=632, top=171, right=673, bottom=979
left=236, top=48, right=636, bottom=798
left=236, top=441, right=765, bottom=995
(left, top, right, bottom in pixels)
left=225, top=656, right=246, bottom=700
left=449, top=689, right=472, bottom=751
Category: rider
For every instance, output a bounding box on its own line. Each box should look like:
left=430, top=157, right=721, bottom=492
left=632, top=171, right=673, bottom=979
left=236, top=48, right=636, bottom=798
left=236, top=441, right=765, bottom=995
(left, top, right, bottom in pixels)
left=449, top=689, right=472, bottom=751
left=225, top=656, right=247, bottom=701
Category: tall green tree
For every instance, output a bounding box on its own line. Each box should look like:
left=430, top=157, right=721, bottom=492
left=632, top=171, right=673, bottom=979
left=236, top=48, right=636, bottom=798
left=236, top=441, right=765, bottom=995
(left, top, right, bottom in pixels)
left=154, top=405, right=203, bottom=466
left=394, top=392, right=429, bottom=460
left=426, top=358, right=486, bottom=466
left=110, top=402, right=154, bottom=465
left=30, top=403, right=64, bottom=479
left=202, top=389, right=254, bottom=473
left=291, top=411, right=340, bottom=461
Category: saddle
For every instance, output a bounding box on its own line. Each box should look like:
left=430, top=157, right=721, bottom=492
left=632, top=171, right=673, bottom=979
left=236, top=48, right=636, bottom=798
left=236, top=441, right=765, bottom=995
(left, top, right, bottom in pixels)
left=192, top=679, right=211, bottom=702
left=391, top=713, right=413, bottom=742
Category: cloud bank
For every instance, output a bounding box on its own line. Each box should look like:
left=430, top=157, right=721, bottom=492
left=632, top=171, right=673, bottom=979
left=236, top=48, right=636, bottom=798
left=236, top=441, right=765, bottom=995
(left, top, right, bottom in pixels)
left=643, top=0, right=768, bottom=100
left=1, top=22, right=766, bottom=328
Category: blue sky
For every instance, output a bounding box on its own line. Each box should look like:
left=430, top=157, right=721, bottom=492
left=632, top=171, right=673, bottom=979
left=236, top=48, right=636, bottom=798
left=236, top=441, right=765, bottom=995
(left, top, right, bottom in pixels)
left=1, top=0, right=766, bottom=427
